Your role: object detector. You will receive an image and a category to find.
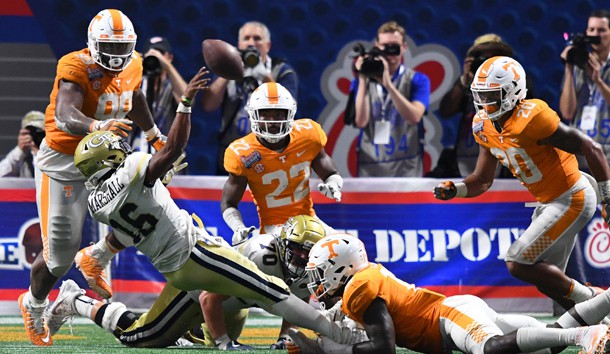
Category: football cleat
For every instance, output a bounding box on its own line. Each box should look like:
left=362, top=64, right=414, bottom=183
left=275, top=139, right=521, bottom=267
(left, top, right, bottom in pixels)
left=577, top=324, right=610, bottom=354
left=221, top=340, right=254, bottom=351
left=74, top=245, right=113, bottom=299
left=18, top=292, right=52, bottom=346
left=44, top=279, right=85, bottom=335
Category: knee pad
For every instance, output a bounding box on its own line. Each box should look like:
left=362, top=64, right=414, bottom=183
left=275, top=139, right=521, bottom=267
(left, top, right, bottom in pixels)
left=102, top=302, right=128, bottom=332
left=45, top=215, right=83, bottom=277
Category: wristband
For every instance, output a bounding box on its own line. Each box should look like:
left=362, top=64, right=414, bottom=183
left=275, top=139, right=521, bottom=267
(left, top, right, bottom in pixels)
left=180, top=95, right=192, bottom=106
left=176, top=102, right=192, bottom=114
left=455, top=182, right=468, bottom=198
left=144, top=124, right=160, bottom=141
left=599, top=180, right=610, bottom=203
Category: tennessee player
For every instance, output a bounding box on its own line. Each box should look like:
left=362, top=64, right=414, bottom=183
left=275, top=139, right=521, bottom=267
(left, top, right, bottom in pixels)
left=433, top=56, right=610, bottom=311
left=222, top=82, right=342, bottom=245
left=18, top=9, right=166, bottom=347
left=288, top=233, right=610, bottom=354
left=44, top=71, right=354, bottom=349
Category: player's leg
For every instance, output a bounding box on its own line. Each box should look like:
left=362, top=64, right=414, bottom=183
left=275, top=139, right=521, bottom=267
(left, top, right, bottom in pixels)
left=164, top=239, right=347, bottom=342
left=20, top=171, right=88, bottom=346
left=505, top=177, right=597, bottom=310
left=555, top=287, right=610, bottom=328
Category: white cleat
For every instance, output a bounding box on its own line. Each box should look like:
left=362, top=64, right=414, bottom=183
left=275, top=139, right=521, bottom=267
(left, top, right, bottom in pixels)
left=44, top=279, right=85, bottom=336
left=577, top=324, right=610, bottom=354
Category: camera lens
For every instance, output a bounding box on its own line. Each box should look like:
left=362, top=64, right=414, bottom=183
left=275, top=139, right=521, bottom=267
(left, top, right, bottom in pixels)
left=143, top=56, right=162, bottom=75
left=241, top=46, right=260, bottom=68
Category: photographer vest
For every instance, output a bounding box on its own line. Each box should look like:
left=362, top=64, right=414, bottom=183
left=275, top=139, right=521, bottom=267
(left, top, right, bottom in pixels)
left=357, top=66, right=424, bottom=177
left=217, top=59, right=295, bottom=174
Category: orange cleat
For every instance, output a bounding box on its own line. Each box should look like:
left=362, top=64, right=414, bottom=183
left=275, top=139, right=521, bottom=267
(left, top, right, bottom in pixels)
left=18, top=292, right=52, bottom=346
left=74, top=245, right=113, bottom=299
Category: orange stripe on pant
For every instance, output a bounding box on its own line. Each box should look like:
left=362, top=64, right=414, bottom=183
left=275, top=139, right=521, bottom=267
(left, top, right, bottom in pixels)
left=521, top=188, right=585, bottom=263
left=440, top=304, right=489, bottom=344
left=40, top=173, right=50, bottom=263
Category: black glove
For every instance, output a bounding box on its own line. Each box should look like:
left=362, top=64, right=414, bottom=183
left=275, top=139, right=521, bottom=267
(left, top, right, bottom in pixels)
left=270, top=335, right=289, bottom=350
left=433, top=181, right=457, bottom=200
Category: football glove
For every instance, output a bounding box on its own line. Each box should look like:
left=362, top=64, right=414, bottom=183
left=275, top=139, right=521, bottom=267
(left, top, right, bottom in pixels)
left=318, top=174, right=343, bottom=202
left=148, top=133, right=167, bottom=151
left=270, top=335, right=289, bottom=350
left=161, top=153, right=188, bottom=185
left=232, top=225, right=255, bottom=246
left=602, top=203, right=610, bottom=226
left=433, top=181, right=457, bottom=200
left=90, top=118, right=132, bottom=138
left=319, top=299, right=345, bottom=322
left=287, top=329, right=322, bottom=354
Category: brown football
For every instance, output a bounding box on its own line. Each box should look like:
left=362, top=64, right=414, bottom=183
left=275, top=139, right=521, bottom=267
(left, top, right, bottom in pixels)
left=202, top=39, right=244, bottom=80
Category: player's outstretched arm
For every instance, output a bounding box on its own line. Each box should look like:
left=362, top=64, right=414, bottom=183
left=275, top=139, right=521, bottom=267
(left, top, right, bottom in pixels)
left=145, top=67, right=209, bottom=184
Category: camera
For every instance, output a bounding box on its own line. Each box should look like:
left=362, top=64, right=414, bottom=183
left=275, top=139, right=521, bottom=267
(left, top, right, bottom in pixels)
left=353, top=43, right=400, bottom=78
left=143, top=56, right=162, bottom=76
left=25, top=126, right=45, bottom=148
left=566, top=33, right=601, bottom=69
left=240, top=46, right=260, bottom=68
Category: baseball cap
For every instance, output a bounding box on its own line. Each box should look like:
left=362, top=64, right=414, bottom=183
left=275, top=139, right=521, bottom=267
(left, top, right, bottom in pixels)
left=21, top=110, right=45, bottom=130
left=144, top=36, right=172, bottom=54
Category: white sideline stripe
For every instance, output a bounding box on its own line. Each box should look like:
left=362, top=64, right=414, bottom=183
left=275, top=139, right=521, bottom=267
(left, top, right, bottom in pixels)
left=0, top=316, right=282, bottom=326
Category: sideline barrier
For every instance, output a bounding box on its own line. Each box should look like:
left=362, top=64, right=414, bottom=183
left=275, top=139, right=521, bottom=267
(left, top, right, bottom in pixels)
left=0, top=176, right=607, bottom=314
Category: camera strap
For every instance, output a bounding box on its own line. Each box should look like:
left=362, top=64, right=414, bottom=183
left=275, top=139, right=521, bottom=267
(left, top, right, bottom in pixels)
left=375, top=65, right=406, bottom=121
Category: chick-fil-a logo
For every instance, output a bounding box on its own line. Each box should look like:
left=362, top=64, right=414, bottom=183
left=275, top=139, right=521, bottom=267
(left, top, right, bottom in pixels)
left=584, top=218, right=610, bottom=269
left=319, top=38, right=460, bottom=177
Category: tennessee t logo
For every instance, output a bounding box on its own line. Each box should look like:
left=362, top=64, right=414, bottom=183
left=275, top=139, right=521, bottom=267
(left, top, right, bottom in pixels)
left=321, top=239, right=340, bottom=259
left=63, top=186, right=73, bottom=198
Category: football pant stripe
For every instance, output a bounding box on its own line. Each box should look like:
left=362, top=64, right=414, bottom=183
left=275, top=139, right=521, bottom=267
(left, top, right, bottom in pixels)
left=119, top=289, right=193, bottom=344
left=40, top=172, right=50, bottom=263
left=191, top=243, right=290, bottom=303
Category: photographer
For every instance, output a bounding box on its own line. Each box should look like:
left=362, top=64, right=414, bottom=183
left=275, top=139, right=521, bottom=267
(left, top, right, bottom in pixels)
left=560, top=9, right=610, bottom=167
left=0, top=110, right=45, bottom=177
left=351, top=21, right=430, bottom=177
left=130, top=36, right=187, bottom=154
left=199, top=21, right=298, bottom=175
left=434, top=34, right=514, bottom=177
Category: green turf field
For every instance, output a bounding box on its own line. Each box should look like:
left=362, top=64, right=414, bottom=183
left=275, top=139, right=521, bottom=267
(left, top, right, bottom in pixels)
left=1, top=314, right=585, bottom=353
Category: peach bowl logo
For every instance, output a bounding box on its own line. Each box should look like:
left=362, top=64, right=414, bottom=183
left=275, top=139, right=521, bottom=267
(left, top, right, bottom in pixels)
left=584, top=218, right=610, bottom=268
left=319, top=38, right=460, bottom=177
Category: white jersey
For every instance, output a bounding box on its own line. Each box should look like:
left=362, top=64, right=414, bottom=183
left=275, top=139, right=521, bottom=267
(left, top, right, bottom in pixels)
left=236, top=233, right=311, bottom=301
left=87, top=152, right=197, bottom=273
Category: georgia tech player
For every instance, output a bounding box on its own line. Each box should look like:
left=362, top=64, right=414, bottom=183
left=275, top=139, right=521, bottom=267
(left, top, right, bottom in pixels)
left=46, top=69, right=351, bottom=348
left=192, top=215, right=326, bottom=350
left=18, top=9, right=165, bottom=347
left=221, top=82, right=342, bottom=245
left=433, top=56, right=610, bottom=311
left=288, top=234, right=610, bottom=354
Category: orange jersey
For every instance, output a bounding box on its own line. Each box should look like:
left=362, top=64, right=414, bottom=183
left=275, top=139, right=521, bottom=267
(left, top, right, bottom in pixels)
left=44, top=48, right=143, bottom=155
left=224, top=119, right=326, bottom=227
left=342, top=263, right=446, bottom=353
left=472, top=99, right=580, bottom=203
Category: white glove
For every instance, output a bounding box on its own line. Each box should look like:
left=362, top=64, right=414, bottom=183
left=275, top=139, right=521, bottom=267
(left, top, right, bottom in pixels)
left=161, top=153, right=188, bottom=185
left=231, top=225, right=255, bottom=245
left=243, top=61, right=269, bottom=83
left=318, top=174, right=343, bottom=202
left=319, top=299, right=345, bottom=322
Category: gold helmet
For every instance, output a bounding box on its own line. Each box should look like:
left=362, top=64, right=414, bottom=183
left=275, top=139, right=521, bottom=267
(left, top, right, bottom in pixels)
left=277, top=215, right=326, bottom=280
left=74, top=131, right=131, bottom=182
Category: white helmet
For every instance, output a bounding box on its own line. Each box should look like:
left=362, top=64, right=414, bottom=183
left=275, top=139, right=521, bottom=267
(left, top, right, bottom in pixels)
left=87, top=9, right=137, bottom=71
left=470, top=56, right=527, bottom=121
left=246, top=82, right=296, bottom=143
left=306, top=233, right=368, bottom=299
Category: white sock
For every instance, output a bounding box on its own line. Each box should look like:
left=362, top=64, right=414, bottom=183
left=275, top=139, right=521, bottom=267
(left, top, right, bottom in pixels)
left=557, top=288, right=610, bottom=327
left=26, top=287, right=47, bottom=306
left=94, top=238, right=118, bottom=264
left=566, top=279, right=595, bottom=303
left=74, top=294, right=97, bottom=319
left=516, top=327, right=579, bottom=352
left=215, top=333, right=231, bottom=347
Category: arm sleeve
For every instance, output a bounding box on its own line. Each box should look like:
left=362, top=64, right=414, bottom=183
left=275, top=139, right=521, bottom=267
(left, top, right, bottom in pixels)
left=0, top=146, right=25, bottom=177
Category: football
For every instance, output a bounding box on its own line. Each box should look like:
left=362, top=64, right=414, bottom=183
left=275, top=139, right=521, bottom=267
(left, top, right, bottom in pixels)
left=202, top=39, right=244, bottom=80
